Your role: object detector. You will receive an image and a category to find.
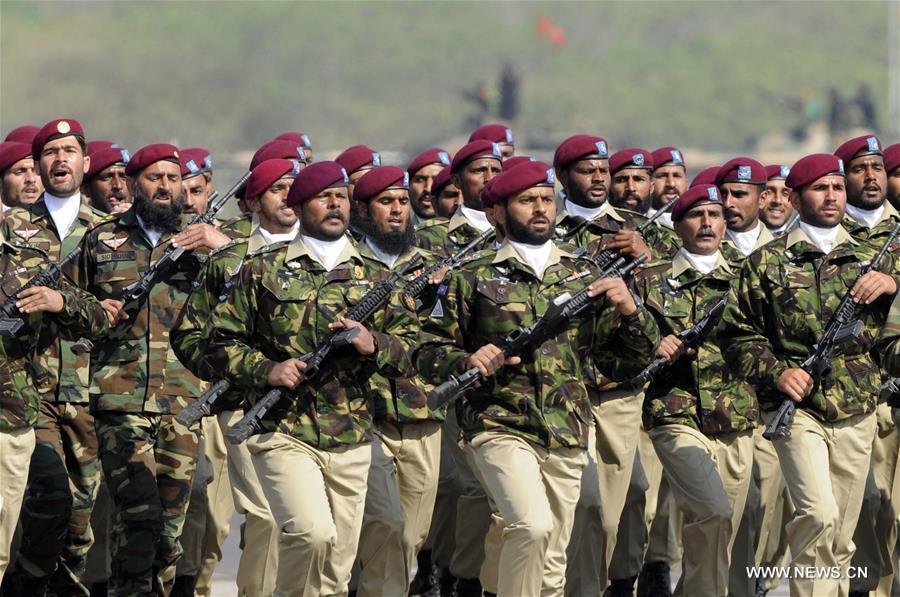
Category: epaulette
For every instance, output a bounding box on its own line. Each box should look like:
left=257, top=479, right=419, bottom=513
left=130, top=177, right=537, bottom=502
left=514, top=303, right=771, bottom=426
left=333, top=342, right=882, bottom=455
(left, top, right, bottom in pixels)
left=219, top=212, right=253, bottom=233
left=209, top=237, right=247, bottom=257
left=248, top=239, right=289, bottom=258
left=87, top=205, right=108, bottom=219
left=92, top=213, right=121, bottom=229
left=414, top=217, right=449, bottom=232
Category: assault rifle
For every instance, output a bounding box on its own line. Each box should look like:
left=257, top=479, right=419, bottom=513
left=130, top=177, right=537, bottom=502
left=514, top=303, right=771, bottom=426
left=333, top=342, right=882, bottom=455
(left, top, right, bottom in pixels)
left=179, top=231, right=492, bottom=426
left=427, top=254, right=648, bottom=411
left=71, top=171, right=251, bottom=355
left=630, top=295, right=728, bottom=388
left=763, top=221, right=900, bottom=440
left=0, top=247, right=82, bottom=337
left=223, top=255, right=424, bottom=444
left=560, top=198, right=676, bottom=270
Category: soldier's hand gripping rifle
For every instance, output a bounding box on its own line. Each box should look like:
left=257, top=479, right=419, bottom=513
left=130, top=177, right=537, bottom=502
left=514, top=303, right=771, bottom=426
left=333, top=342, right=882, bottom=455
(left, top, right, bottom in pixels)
left=223, top=254, right=424, bottom=444
left=561, top=199, right=676, bottom=270
left=630, top=295, right=728, bottom=388
left=427, top=254, right=648, bottom=411
left=71, top=172, right=251, bottom=355
left=179, top=232, right=493, bottom=426
left=764, top=221, right=900, bottom=441
left=0, top=247, right=82, bottom=337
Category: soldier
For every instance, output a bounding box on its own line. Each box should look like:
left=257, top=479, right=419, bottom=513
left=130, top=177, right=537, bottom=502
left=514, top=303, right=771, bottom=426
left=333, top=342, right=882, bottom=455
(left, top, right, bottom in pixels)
left=407, top=148, right=452, bottom=222
left=273, top=130, right=314, bottom=163
left=690, top=166, right=719, bottom=188
left=831, top=135, right=900, bottom=597
left=4, top=125, right=39, bottom=145
left=348, top=166, right=444, bottom=596
left=415, top=140, right=501, bottom=256
left=0, top=231, right=109, bottom=584
left=198, top=161, right=419, bottom=595
left=2, top=119, right=108, bottom=595
left=0, top=141, right=42, bottom=209
left=416, top=160, right=660, bottom=596
left=76, top=143, right=227, bottom=595
left=649, top=147, right=688, bottom=229
left=432, top=166, right=462, bottom=219
left=81, top=145, right=132, bottom=214
left=179, top=147, right=214, bottom=215
left=721, top=153, right=896, bottom=597
left=759, top=165, right=795, bottom=237
left=715, top=157, right=774, bottom=265
left=885, top=143, right=900, bottom=211
left=172, top=158, right=301, bottom=596
left=633, top=183, right=757, bottom=596
left=469, top=123, right=515, bottom=160
left=336, top=145, right=381, bottom=199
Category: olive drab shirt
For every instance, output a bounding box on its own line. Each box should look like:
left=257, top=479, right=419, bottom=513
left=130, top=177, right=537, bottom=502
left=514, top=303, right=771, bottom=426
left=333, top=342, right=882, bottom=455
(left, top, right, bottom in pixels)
left=0, top=236, right=108, bottom=431
left=198, top=236, right=420, bottom=449
left=77, top=207, right=207, bottom=414
left=415, top=209, right=492, bottom=257
left=357, top=241, right=444, bottom=425
left=554, top=203, right=680, bottom=262
left=635, top=252, right=758, bottom=436
left=415, top=241, right=660, bottom=450
left=719, top=223, right=775, bottom=267
left=721, top=224, right=895, bottom=421
left=1, top=195, right=106, bottom=403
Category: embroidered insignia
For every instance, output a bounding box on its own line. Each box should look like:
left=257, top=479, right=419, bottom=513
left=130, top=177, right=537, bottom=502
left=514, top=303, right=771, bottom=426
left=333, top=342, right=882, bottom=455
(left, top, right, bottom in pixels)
left=429, top=298, right=445, bottom=319
left=57, top=121, right=71, bottom=134
left=14, top=228, right=40, bottom=242
left=402, top=292, right=417, bottom=311
left=101, top=236, right=128, bottom=250
left=737, top=165, right=752, bottom=181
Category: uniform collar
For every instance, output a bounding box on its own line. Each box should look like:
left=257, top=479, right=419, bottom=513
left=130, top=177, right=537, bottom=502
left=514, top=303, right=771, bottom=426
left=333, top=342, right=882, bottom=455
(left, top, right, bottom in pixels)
left=671, top=249, right=732, bottom=279
left=449, top=207, right=493, bottom=233
left=358, top=239, right=427, bottom=270
left=843, top=201, right=900, bottom=229
left=492, top=239, right=568, bottom=278
left=785, top=222, right=857, bottom=252
left=555, top=202, right=626, bottom=226
left=722, top=222, right=775, bottom=255
left=284, top=232, right=362, bottom=269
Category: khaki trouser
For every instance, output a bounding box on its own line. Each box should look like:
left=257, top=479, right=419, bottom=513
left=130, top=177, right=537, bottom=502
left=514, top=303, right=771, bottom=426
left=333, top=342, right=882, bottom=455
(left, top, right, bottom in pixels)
left=248, top=432, right=370, bottom=597
left=646, top=475, right=682, bottom=566
left=768, top=408, right=877, bottom=597
left=850, top=402, right=900, bottom=596
left=651, top=424, right=753, bottom=597
left=357, top=420, right=441, bottom=597
left=194, top=415, right=235, bottom=595
left=0, top=427, right=36, bottom=582
left=177, top=421, right=213, bottom=577
left=220, top=410, right=278, bottom=597
left=423, top=416, right=462, bottom=569
left=470, top=432, right=586, bottom=597
left=565, top=390, right=643, bottom=595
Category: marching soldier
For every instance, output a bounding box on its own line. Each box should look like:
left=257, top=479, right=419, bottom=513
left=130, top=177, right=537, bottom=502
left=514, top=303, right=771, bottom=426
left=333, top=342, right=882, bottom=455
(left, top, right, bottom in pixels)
left=468, top=124, right=515, bottom=161
left=407, top=148, right=452, bottom=222
left=3, top=118, right=108, bottom=595
left=885, top=143, right=900, bottom=211
left=197, top=161, right=420, bottom=595
left=179, top=147, right=214, bottom=216
left=0, top=141, right=42, bottom=209
left=273, top=131, right=314, bottom=163
left=721, top=153, right=897, bottom=597
left=416, top=160, right=660, bottom=597
left=634, top=183, right=757, bottom=596
left=715, top=157, right=775, bottom=265
left=82, top=145, right=132, bottom=214
left=759, top=165, right=795, bottom=237
left=648, top=147, right=688, bottom=229
left=336, top=145, right=381, bottom=199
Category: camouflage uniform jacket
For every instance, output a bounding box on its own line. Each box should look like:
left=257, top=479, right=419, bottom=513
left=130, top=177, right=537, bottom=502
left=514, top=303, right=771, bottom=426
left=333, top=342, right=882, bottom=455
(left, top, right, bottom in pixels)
left=0, top=236, right=109, bottom=432
left=2, top=195, right=106, bottom=403
left=719, top=224, right=776, bottom=267
left=358, top=240, right=444, bottom=425
left=415, top=209, right=493, bottom=257
left=77, top=207, right=207, bottom=414
left=171, top=214, right=280, bottom=413
left=414, top=217, right=450, bottom=253
left=199, top=236, right=420, bottom=449
left=635, top=251, right=758, bottom=435
left=721, top=224, right=894, bottom=421
left=415, top=241, right=660, bottom=449
left=553, top=204, right=680, bottom=262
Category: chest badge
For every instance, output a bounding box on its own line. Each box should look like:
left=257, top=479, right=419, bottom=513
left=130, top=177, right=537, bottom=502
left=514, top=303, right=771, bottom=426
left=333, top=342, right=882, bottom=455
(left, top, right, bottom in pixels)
left=14, top=228, right=40, bottom=242
left=101, top=236, right=128, bottom=250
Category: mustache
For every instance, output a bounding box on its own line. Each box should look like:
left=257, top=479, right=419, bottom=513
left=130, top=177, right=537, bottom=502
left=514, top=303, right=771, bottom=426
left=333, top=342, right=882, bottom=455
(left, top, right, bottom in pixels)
left=109, top=190, right=127, bottom=201
left=322, top=209, right=345, bottom=222
left=153, top=189, right=172, bottom=201
left=696, top=228, right=717, bottom=239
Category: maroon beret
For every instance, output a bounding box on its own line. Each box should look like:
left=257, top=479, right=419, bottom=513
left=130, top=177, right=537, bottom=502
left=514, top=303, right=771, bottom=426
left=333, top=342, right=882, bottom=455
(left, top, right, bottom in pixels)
left=353, top=166, right=410, bottom=203
left=553, top=135, right=609, bottom=170
left=432, top=166, right=453, bottom=195
left=0, top=142, right=33, bottom=175
left=785, top=154, right=845, bottom=190
left=651, top=147, right=686, bottom=169
left=407, top=148, right=451, bottom=176
left=274, top=131, right=312, bottom=148
left=609, top=148, right=654, bottom=175
left=245, top=159, right=302, bottom=200
left=671, top=184, right=721, bottom=222
left=451, top=140, right=502, bottom=174
left=251, top=140, right=306, bottom=171
left=336, top=145, right=381, bottom=175
left=285, top=161, right=348, bottom=207
left=469, top=123, right=514, bottom=145
left=482, top=161, right=555, bottom=208
left=32, top=118, right=85, bottom=159
left=885, top=143, right=900, bottom=174
left=765, top=164, right=791, bottom=181
left=502, top=155, right=537, bottom=171
left=125, top=143, right=180, bottom=177
left=715, top=157, right=766, bottom=185
left=834, top=134, right=882, bottom=164
left=87, top=140, right=118, bottom=155
left=690, top=166, right=719, bottom=188
left=180, top=147, right=212, bottom=178
left=86, top=147, right=130, bottom=180
left=5, top=125, right=39, bottom=144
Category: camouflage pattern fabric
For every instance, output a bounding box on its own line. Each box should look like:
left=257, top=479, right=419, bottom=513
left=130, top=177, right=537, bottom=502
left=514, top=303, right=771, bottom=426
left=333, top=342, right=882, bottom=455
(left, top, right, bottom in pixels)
left=94, top=412, right=200, bottom=596
left=719, top=224, right=776, bottom=267
left=414, top=241, right=660, bottom=449
left=720, top=224, right=894, bottom=421
left=414, top=216, right=450, bottom=254
left=415, top=210, right=492, bottom=257
left=76, top=207, right=207, bottom=414
left=634, top=252, right=759, bottom=436
left=199, top=236, right=420, bottom=449
left=553, top=205, right=680, bottom=262
left=842, top=201, right=900, bottom=245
